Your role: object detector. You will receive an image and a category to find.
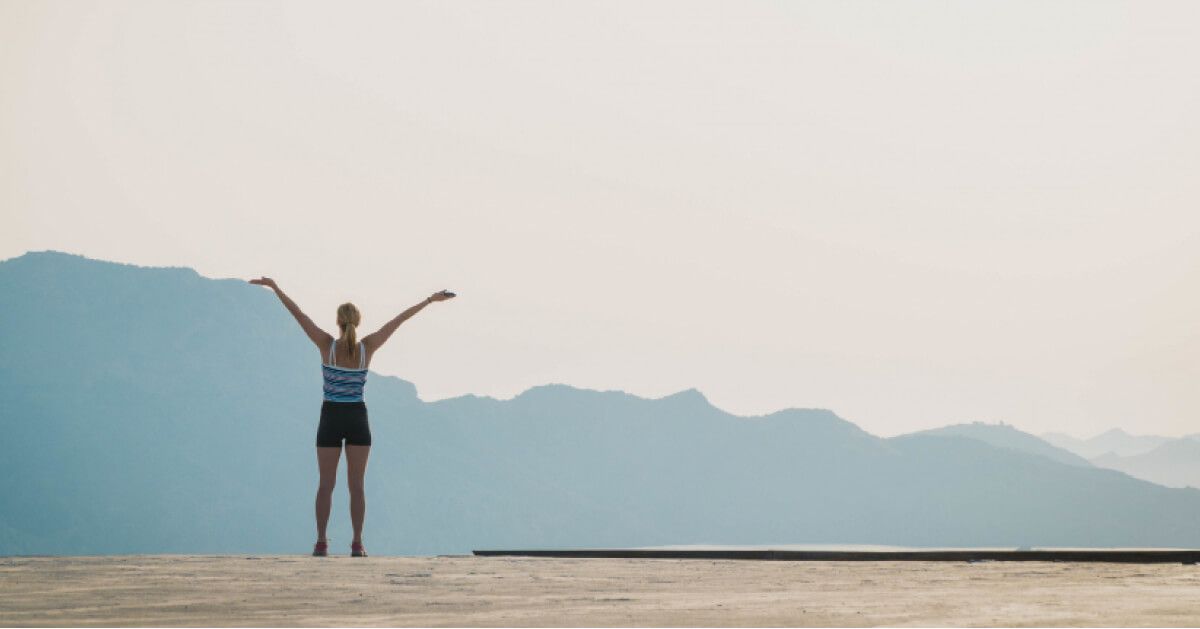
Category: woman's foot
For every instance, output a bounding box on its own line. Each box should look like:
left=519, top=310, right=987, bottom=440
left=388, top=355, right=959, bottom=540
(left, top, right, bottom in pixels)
left=313, top=540, right=328, bottom=557
left=351, top=541, right=367, bottom=557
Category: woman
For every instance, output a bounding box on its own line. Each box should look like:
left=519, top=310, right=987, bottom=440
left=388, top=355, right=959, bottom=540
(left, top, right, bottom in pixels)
left=249, top=276, right=455, bottom=557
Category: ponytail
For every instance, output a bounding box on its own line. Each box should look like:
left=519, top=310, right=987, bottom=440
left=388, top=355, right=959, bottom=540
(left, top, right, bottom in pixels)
left=335, top=302, right=362, bottom=363
left=343, top=322, right=358, bottom=361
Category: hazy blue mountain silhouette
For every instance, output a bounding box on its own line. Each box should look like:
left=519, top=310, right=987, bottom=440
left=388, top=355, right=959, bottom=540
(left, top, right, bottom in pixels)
left=1091, top=439, right=1200, bottom=489
left=1042, top=429, right=1171, bottom=459
left=5, top=250, right=1200, bottom=556
left=909, top=422, right=1091, bottom=467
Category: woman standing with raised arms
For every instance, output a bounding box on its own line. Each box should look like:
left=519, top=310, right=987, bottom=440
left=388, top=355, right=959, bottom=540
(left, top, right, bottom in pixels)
left=249, top=277, right=455, bottom=557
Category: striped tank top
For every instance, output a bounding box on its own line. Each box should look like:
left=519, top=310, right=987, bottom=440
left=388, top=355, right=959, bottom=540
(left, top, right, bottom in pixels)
left=322, top=339, right=368, bottom=402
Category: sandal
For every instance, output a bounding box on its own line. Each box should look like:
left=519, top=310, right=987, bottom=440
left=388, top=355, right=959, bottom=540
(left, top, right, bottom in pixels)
left=313, top=540, right=329, bottom=557
left=351, top=542, right=368, bottom=557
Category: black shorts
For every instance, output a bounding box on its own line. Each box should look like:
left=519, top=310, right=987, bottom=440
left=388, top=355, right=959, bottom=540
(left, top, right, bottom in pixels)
left=317, top=400, right=372, bottom=447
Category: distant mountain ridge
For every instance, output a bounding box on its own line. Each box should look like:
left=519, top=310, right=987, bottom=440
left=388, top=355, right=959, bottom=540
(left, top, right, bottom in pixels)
left=908, top=422, right=1092, bottom=467
left=1090, top=439, right=1200, bottom=489
left=1040, top=428, right=1200, bottom=488
left=1042, top=429, right=1173, bottom=459
left=5, top=250, right=1200, bottom=556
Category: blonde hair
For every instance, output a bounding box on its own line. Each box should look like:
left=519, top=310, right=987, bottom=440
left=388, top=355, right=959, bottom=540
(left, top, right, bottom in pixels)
left=336, top=302, right=361, bottom=362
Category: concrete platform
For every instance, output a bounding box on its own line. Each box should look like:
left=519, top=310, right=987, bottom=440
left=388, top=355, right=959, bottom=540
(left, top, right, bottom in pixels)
left=7, top=554, right=1200, bottom=626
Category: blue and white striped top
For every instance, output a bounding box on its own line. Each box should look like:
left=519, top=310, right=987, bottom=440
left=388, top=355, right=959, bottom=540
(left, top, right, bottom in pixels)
left=322, top=339, right=368, bottom=402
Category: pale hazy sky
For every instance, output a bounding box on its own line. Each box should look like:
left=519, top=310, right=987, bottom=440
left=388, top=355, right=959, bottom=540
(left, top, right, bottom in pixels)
left=4, top=1, right=1199, bottom=437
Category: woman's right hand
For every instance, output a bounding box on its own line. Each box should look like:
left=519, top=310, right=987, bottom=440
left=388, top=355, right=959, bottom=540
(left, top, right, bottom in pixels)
left=429, top=289, right=455, bottom=302
left=249, top=277, right=278, bottom=290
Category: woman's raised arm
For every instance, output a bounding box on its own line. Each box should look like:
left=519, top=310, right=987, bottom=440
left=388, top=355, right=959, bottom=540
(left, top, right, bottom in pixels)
left=250, top=277, right=334, bottom=350
left=362, top=290, right=455, bottom=354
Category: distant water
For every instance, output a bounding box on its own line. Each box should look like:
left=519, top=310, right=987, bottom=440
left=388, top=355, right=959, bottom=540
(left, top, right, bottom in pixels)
left=637, top=544, right=917, bottom=551
left=633, top=544, right=1195, bottom=551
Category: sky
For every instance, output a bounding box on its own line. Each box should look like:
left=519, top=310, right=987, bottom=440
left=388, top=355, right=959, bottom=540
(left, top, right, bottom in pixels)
left=3, top=1, right=1199, bottom=438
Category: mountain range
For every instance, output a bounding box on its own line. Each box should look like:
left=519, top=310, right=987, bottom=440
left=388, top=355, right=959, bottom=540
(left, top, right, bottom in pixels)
left=4, top=250, right=1200, bottom=556
left=1042, top=429, right=1175, bottom=459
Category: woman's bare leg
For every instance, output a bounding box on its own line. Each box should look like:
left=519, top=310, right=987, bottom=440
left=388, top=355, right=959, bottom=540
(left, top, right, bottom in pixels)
left=345, top=444, right=371, bottom=545
left=315, top=446, right=341, bottom=542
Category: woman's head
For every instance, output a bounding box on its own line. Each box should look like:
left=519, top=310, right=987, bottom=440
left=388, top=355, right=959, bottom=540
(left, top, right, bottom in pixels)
left=336, top=302, right=361, bottom=358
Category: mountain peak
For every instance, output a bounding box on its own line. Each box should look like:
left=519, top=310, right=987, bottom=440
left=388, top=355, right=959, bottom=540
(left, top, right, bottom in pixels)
left=511, top=382, right=630, bottom=405
left=512, top=384, right=717, bottom=410
left=908, top=422, right=1092, bottom=467
left=1, top=249, right=201, bottom=279
left=5, top=249, right=75, bottom=262
left=6, top=249, right=127, bottom=267
left=657, top=387, right=709, bottom=405
left=514, top=382, right=585, bottom=397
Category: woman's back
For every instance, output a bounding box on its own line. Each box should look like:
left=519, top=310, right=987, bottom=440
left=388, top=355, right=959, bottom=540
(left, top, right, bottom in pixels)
left=326, top=338, right=372, bottom=371
left=322, top=339, right=369, bottom=402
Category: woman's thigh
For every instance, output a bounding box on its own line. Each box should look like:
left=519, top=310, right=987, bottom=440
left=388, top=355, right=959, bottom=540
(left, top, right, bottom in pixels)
left=316, top=446, right=341, bottom=486
left=345, top=444, right=370, bottom=487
